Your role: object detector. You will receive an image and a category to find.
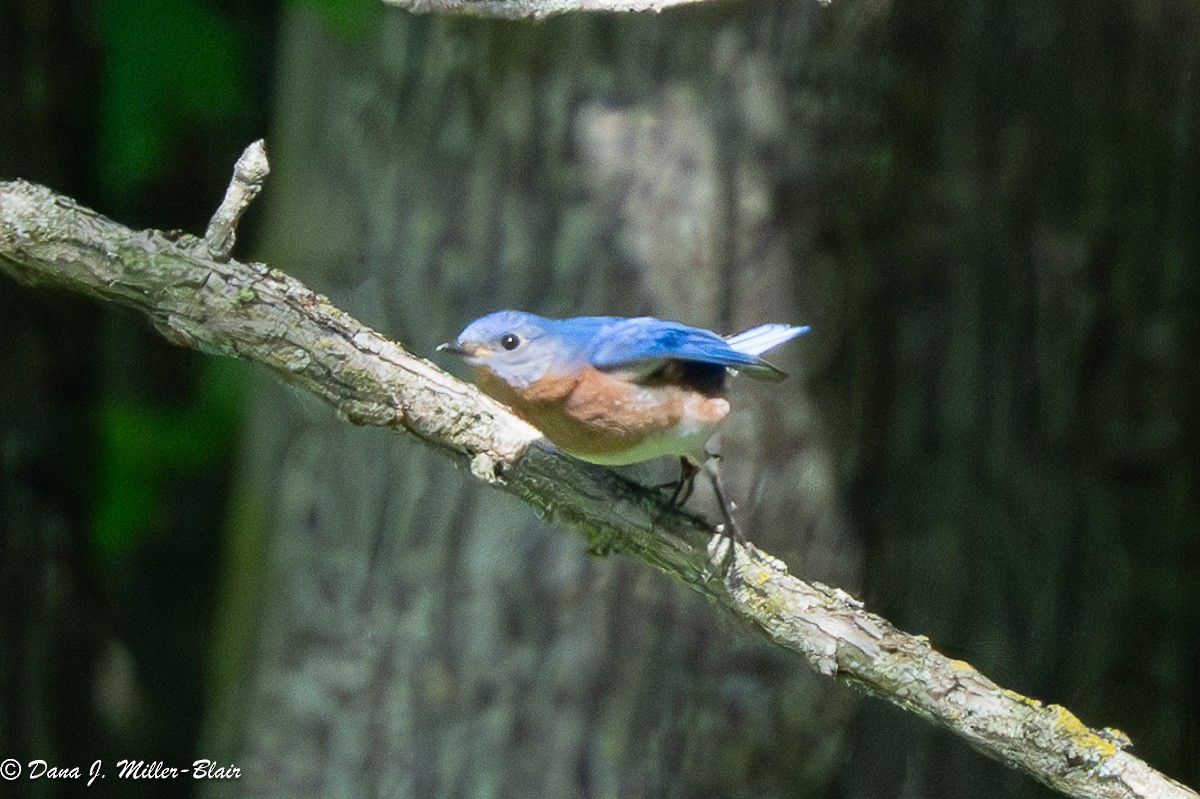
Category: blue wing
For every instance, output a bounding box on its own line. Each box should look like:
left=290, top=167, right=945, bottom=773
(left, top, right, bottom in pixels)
left=586, top=317, right=790, bottom=380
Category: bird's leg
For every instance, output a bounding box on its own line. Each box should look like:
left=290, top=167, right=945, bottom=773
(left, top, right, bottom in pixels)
left=704, top=450, right=745, bottom=546
left=670, top=456, right=699, bottom=506
left=653, top=457, right=699, bottom=506
left=703, top=447, right=757, bottom=578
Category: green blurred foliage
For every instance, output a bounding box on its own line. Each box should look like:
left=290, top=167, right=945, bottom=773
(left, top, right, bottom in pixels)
left=93, top=357, right=247, bottom=555
left=3, top=0, right=273, bottom=784
left=98, top=0, right=254, bottom=201
left=89, top=0, right=273, bottom=557
left=289, top=0, right=375, bottom=37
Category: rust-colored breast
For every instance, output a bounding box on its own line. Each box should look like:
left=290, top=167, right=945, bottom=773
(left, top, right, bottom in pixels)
left=474, top=364, right=730, bottom=462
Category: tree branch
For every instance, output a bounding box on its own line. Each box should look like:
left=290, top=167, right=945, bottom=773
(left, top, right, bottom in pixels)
left=0, top=150, right=1193, bottom=799
left=382, top=0, right=722, bottom=21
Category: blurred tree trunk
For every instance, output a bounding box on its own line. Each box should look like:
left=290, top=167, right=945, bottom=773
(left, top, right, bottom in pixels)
left=839, top=0, right=1200, bottom=795
left=203, top=4, right=864, bottom=798
left=201, top=0, right=1200, bottom=797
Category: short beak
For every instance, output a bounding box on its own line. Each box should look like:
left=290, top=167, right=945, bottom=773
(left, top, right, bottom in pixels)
left=436, top=341, right=489, bottom=358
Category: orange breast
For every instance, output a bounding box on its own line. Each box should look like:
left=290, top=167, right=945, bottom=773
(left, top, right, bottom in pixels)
left=475, top=364, right=729, bottom=462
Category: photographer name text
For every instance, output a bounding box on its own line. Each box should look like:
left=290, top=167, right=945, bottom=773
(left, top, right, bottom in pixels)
left=0, top=758, right=240, bottom=785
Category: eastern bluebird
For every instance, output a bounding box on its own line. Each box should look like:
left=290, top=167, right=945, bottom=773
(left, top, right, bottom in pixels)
left=438, top=311, right=807, bottom=521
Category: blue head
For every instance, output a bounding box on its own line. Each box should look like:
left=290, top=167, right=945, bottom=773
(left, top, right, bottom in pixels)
left=439, top=310, right=583, bottom=389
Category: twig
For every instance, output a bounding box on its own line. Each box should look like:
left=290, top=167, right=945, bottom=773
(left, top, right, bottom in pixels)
left=0, top=160, right=1194, bottom=799
left=204, top=140, right=270, bottom=261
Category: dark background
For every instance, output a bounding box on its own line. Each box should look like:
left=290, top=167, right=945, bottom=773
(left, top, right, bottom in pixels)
left=1, top=0, right=1197, bottom=797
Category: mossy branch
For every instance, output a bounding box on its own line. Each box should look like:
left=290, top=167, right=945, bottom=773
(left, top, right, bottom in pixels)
left=382, top=0, right=752, bottom=22
left=0, top=145, right=1193, bottom=799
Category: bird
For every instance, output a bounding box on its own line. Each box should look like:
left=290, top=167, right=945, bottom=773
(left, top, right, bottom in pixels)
left=438, top=311, right=808, bottom=533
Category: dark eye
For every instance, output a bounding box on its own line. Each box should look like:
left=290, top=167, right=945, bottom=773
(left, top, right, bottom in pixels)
left=500, top=333, right=521, bottom=351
